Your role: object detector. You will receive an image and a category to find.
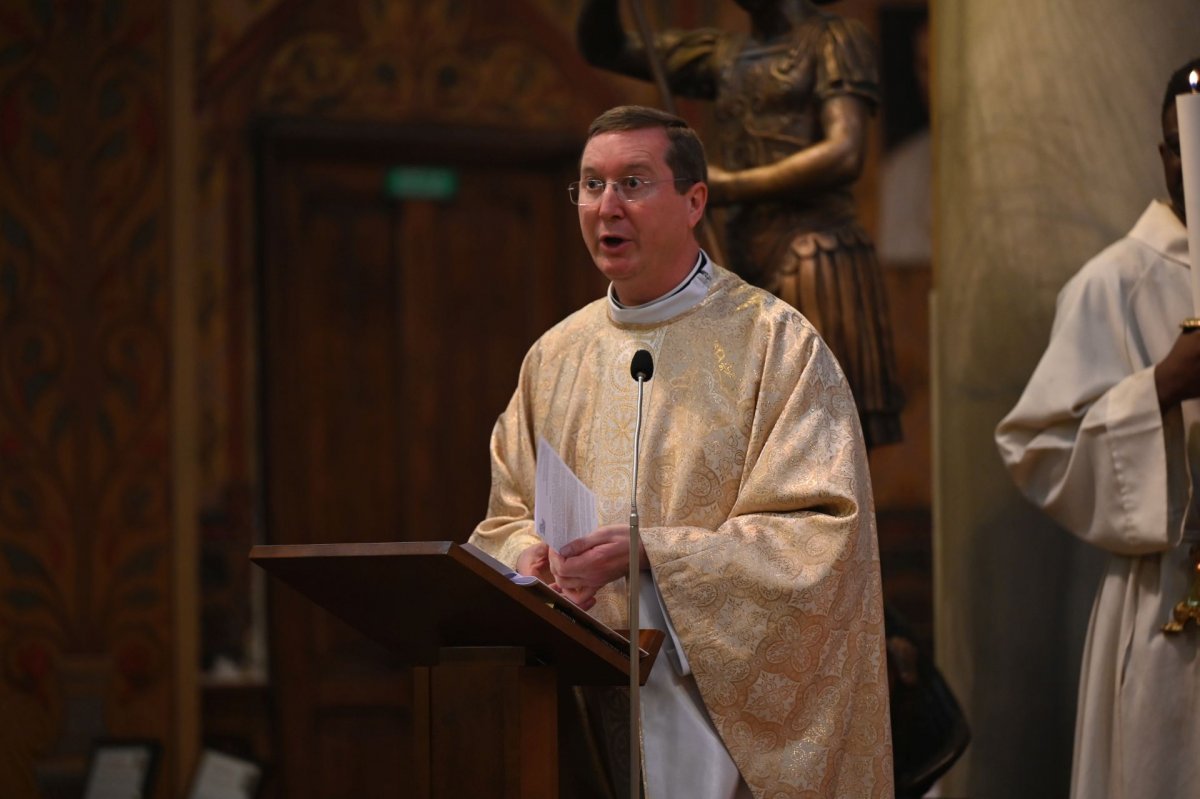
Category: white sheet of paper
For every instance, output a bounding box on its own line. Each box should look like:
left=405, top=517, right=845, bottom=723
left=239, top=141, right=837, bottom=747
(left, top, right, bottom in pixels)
left=534, top=437, right=598, bottom=553
left=84, top=747, right=152, bottom=799
left=187, top=750, right=262, bottom=799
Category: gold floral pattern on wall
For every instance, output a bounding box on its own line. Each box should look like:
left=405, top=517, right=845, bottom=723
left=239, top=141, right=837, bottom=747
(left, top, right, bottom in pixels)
left=199, top=0, right=287, bottom=73
left=259, top=1, right=577, bottom=126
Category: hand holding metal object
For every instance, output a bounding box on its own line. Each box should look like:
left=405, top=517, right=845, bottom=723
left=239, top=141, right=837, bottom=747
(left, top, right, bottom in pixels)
left=1162, top=316, right=1200, bottom=633
left=1163, top=546, right=1200, bottom=633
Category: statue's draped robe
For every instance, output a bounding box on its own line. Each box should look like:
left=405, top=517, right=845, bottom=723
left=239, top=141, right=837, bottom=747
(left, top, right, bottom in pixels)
left=996, top=201, right=1200, bottom=799
left=470, top=263, right=893, bottom=798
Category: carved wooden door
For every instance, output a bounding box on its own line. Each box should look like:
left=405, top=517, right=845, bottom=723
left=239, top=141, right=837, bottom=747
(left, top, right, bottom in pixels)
left=257, top=121, right=602, bottom=798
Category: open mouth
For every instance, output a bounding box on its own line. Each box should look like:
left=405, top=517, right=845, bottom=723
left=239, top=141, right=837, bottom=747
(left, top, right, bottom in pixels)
left=600, top=235, right=628, bottom=248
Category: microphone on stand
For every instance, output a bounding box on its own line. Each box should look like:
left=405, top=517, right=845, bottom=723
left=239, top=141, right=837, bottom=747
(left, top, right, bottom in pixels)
left=631, top=349, right=654, bottom=383
left=627, top=348, right=653, bottom=799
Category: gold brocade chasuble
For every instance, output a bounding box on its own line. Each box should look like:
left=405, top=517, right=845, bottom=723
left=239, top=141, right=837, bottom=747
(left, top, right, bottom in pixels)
left=470, top=265, right=893, bottom=797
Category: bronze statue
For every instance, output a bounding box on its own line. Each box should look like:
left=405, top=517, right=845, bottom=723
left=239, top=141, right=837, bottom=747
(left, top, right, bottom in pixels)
left=579, top=0, right=904, bottom=448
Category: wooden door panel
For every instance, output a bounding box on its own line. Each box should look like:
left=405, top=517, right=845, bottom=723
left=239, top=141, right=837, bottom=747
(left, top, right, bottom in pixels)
left=260, top=123, right=602, bottom=798
left=270, top=163, right=405, bottom=545
left=393, top=171, right=586, bottom=539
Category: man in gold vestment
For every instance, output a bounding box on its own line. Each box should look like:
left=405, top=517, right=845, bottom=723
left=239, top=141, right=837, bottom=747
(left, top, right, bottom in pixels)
left=469, top=106, right=892, bottom=798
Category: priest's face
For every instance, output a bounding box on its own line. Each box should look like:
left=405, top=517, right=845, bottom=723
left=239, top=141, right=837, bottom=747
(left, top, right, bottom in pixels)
left=577, top=127, right=707, bottom=305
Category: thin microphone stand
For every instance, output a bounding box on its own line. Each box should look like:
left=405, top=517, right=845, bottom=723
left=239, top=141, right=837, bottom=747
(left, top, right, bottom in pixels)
left=628, top=369, right=648, bottom=799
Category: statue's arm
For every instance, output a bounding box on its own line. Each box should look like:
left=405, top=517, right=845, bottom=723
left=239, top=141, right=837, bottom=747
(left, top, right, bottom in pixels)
left=709, top=94, right=869, bottom=205
left=577, top=0, right=654, bottom=80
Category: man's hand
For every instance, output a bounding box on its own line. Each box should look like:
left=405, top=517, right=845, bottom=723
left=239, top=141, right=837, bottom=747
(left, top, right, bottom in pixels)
left=1155, top=329, right=1200, bottom=409
left=515, top=542, right=554, bottom=585
left=549, top=524, right=650, bottom=610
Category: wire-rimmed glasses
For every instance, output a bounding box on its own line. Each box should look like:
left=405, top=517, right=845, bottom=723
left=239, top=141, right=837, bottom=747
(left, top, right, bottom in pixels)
left=568, top=176, right=694, bottom=205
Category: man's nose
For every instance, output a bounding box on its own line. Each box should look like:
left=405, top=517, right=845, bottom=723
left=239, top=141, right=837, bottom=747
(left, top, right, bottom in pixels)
left=597, top=182, right=624, bottom=215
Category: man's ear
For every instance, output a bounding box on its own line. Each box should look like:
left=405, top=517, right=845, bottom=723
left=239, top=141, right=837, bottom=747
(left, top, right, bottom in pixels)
left=687, top=181, right=708, bottom=228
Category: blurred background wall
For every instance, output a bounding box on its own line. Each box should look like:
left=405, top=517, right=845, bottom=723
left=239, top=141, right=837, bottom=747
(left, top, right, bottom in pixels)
left=934, top=1, right=1200, bottom=796
left=1, top=0, right=1195, bottom=796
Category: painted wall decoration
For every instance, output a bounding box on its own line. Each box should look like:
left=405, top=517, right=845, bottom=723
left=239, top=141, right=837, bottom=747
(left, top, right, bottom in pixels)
left=0, top=0, right=172, bottom=783
left=259, top=3, right=579, bottom=125
left=200, top=0, right=287, bottom=74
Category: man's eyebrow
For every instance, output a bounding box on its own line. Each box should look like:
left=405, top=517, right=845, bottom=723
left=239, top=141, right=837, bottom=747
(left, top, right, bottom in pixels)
left=580, top=159, right=656, bottom=175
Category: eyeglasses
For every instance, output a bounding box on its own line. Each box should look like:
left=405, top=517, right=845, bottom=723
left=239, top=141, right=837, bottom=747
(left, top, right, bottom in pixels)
left=568, top=176, right=694, bottom=205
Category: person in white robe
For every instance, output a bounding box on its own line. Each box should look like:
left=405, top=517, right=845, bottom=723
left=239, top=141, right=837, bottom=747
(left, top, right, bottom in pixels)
left=995, top=57, right=1200, bottom=799
left=470, top=105, right=893, bottom=798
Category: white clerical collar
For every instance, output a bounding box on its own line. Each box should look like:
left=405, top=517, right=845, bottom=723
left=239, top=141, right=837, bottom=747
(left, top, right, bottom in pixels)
left=608, top=251, right=713, bottom=324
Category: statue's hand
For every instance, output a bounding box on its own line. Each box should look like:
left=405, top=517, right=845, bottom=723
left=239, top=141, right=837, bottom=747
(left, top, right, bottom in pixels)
left=705, top=165, right=733, bottom=204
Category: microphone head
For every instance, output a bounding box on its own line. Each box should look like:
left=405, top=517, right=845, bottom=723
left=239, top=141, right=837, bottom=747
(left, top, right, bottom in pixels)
left=630, top=349, right=654, bottom=382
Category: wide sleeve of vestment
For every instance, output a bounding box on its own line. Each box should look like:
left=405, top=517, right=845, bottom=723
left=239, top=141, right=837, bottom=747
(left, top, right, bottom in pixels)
left=468, top=343, right=544, bottom=567
left=642, top=309, right=892, bottom=797
left=814, top=15, right=880, bottom=107
left=995, top=245, right=1190, bottom=555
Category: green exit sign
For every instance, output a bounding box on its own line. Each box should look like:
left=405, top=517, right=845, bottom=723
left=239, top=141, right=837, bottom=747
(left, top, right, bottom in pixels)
left=384, top=166, right=458, bottom=200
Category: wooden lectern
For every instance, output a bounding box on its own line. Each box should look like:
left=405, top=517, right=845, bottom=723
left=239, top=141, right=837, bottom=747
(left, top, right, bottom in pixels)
left=250, top=541, right=663, bottom=799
